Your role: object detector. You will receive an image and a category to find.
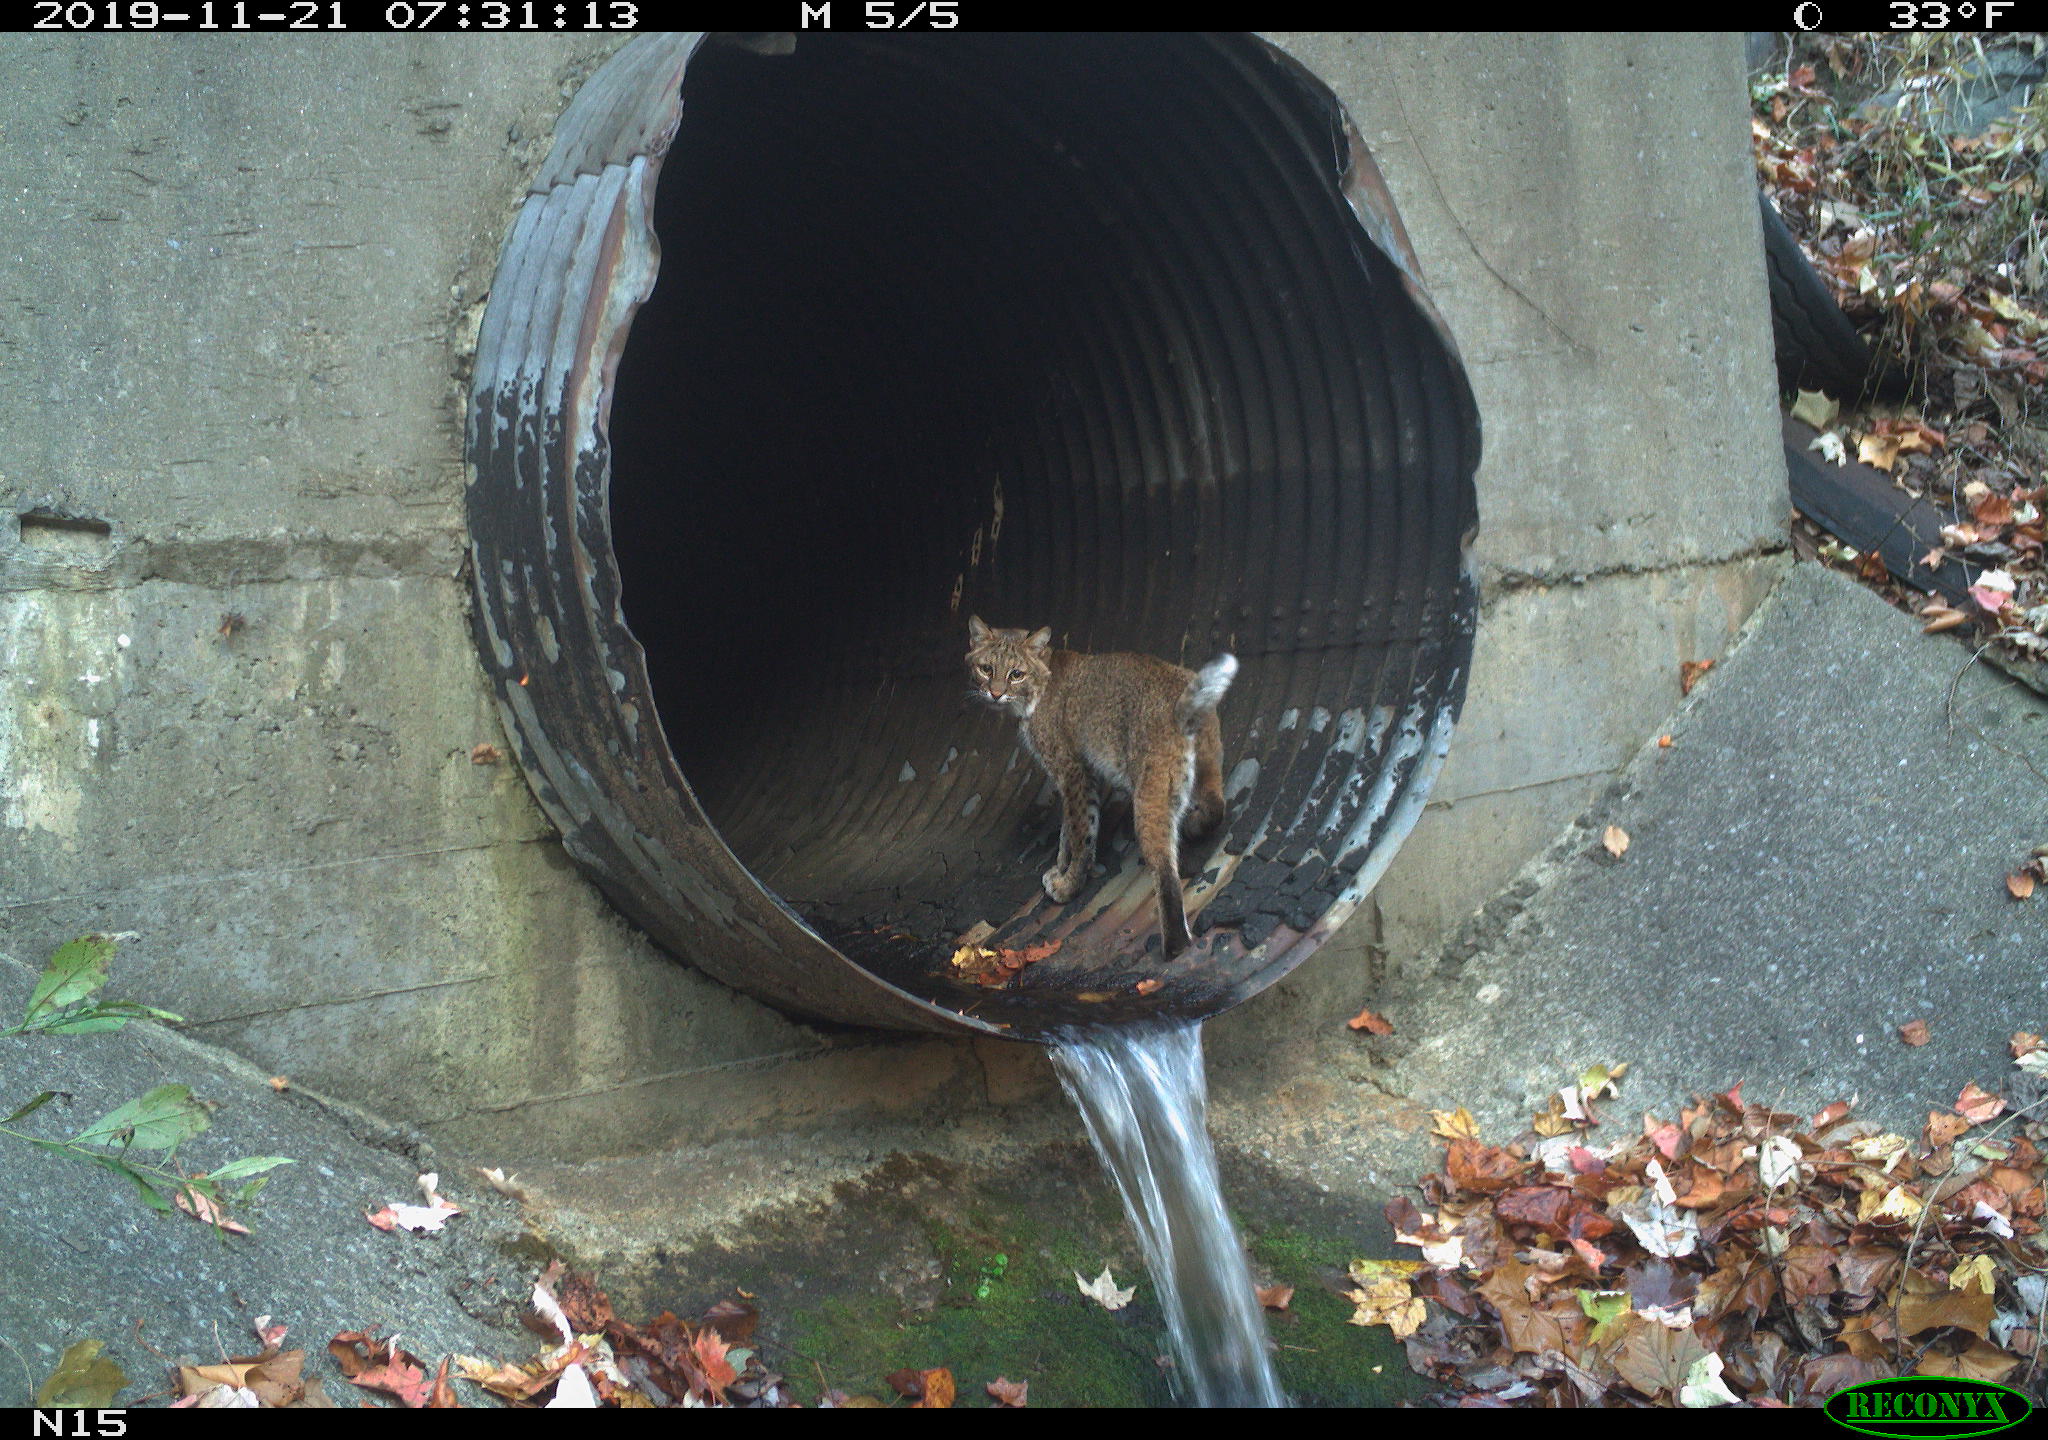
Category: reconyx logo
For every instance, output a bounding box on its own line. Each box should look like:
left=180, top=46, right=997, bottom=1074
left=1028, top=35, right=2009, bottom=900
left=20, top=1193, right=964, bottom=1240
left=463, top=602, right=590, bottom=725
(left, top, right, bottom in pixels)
left=1824, top=1377, right=2033, bottom=1438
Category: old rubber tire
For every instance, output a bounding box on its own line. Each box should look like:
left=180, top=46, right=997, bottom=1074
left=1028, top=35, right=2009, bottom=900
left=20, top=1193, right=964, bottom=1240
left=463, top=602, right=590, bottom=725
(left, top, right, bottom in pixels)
left=1761, top=191, right=1910, bottom=402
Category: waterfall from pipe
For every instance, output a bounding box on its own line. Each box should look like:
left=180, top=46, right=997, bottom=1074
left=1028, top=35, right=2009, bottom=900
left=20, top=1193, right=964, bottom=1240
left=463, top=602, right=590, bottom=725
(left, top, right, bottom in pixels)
left=1049, top=1019, right=1286, bottom=1408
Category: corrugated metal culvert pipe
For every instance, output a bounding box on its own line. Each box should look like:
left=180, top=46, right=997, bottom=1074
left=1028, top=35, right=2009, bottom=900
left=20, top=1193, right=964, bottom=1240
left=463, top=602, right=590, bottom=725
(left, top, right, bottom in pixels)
left=465, top=32, right=1479, bottom=1040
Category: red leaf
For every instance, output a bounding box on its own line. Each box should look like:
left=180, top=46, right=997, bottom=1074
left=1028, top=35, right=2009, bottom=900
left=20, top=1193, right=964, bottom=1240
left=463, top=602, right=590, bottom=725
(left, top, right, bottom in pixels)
left=1956, top=1083, right=2005, bottom=1124
left=692, top=1330, right=737, bottom=1403
left=352, top=1358, right=433, bottom=1409
left=1495, top=1185, right=1576, bottom=1239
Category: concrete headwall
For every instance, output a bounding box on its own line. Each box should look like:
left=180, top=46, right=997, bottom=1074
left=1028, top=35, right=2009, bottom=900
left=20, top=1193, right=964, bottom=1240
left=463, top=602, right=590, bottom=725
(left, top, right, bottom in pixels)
left=0, top=33, right=1785, bottom=1157
left=1211, top=32, right=1785, bottom=1078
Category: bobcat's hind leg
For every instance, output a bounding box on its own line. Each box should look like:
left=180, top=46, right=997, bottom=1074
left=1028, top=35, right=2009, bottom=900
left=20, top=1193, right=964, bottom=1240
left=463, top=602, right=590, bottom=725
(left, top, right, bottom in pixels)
left=1182, top=716, right=1228, bottom=841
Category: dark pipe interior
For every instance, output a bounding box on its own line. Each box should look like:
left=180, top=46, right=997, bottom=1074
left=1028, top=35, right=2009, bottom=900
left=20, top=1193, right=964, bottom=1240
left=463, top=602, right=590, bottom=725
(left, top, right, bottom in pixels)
left=607, top=33, right=1470, bottom=1023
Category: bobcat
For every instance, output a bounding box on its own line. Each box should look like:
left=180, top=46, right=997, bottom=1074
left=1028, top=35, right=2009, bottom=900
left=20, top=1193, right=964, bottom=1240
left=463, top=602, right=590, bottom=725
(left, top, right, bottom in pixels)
left=965, top=616, right=1236, bottom=959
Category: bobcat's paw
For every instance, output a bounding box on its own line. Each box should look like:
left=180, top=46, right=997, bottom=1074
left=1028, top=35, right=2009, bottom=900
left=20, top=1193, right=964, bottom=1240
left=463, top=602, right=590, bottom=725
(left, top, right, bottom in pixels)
left=1042, top=867, right=1083, bottom=904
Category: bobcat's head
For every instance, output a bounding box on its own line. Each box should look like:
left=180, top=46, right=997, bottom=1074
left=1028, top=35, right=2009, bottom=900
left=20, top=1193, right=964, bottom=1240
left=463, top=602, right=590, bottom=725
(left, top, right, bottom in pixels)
left=966, top=616, right=1052, bottom=717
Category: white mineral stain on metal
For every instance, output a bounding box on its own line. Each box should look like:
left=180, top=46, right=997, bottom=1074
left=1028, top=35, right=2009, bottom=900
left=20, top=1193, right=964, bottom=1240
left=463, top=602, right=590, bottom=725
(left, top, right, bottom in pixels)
left=961, top=793, right=982, bottom=818
left=1315, top=706, right=1393, bottom=835
left=1224, top=757, right=1260, bottom=802
left=1308, top=706, right=1331, bottom=732
left=898, top=761, right=917, bottom=783
left=473, top=556, right=518, bottom=668
left=536, top=613, right=560, bottom=664
left=571, top=159, right=661, bottom=463
left=1277, top=708, right=1299, bottom=731
left=1332, top=679, right=1461, bottom=880
left=1331, top=707, right=1372, bottom=754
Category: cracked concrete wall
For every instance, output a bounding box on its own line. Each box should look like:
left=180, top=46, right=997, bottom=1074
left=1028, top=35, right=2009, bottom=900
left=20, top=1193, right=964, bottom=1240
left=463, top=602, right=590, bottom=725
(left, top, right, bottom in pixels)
left=0, top=34, right=985, bottom=1162
left=1, top=33, right=1785, bottom=1158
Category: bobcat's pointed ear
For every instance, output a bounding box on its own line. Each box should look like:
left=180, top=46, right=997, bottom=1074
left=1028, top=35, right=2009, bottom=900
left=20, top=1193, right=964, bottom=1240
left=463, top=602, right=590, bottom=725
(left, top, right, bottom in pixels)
left=967, top=615, right=990, bottom=644
left=1027, top=627, right=1052, bottom=651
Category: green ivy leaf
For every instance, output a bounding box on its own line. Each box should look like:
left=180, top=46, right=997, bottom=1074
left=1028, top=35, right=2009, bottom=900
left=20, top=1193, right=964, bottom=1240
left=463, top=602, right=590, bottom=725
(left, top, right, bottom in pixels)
left=39, top=1000, right=186, bottom=1034
left=2, top=1091, right=59, bottom=1126
left=72, top=1150, right=173, bottom=1212
left=72, top=1084, right=210, bottom=1152
left=35, top=1338, right=128, bottom=1407
left=21, top=935, right=117, bottom=1026
left=1576, top=1288, right=1632, bottom=1348
left=32, top=1013, right=131, bottom=1035
left=204, top=1155, right=294, bottom=1183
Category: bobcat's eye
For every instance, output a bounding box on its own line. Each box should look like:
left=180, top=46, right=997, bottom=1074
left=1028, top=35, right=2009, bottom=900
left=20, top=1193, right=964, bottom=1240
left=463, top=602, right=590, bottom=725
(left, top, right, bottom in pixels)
left=1009, top=669, right=1024, bottom=680
left=976, top=664, right=991, bottom=675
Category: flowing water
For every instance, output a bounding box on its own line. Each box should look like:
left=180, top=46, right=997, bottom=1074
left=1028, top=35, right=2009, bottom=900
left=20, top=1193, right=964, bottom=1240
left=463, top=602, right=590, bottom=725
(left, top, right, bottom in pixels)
left=1049, top=1019, right=1287, bottom=1408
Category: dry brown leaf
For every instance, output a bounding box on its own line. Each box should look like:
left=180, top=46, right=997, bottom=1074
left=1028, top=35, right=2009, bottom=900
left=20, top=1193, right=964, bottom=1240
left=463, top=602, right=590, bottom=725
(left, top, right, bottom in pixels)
left=1346, top=1006, right=1393, bottom=1035
left=1898, top=1018, right=1931, bottom=1047
left=1898, top=1284, right=1995, bottom=1339
left=1430, top=1108, right=1480, bottom=1141
left=1858, top=432, right=1902, bottom=472
left=1256, top=1283, right=1294, bottom=1311
left=1925, top=1110, right=1972, bottom=1150
left=1917, top=1339, right=2022, bottom=1384
left=1602, top=825, right=1631, bottom=859
left=985, top=1376, right=1028, bottom=1408
left=885, top=1367, right=955, bottom=1409
left=1075, top=1266, right=1135, bottom=1310
left=1445, top=1137, right=1526, bottom=1191
left=175, top=1188, right=250, bottom=1236
left=2009, top=870, right=2037, bottom=901
left=1680, top=659, right=1714, bottom=695
left=1346, top=1266, right=1426, bottom=1339
left=1611, top=1317, right=1711, bottom=1400
left=426, top=1356, right=461, bottom=1409
left=1972, top=491, right=2016, bottom=527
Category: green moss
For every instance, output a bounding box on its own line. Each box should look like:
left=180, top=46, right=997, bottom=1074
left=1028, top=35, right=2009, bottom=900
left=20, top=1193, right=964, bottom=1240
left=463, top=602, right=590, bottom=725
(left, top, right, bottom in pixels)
left=781, top=1205, right=1172, bottom=1408
left=771, top=1196, right=1426, bottom=1408
left=1245, top=1223, right=1432, bottom=1407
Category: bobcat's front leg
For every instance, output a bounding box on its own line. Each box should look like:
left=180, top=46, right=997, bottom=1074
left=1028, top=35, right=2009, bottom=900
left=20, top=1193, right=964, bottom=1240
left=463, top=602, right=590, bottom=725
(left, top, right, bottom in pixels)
left=1042, top=768, right=1099, bottom=905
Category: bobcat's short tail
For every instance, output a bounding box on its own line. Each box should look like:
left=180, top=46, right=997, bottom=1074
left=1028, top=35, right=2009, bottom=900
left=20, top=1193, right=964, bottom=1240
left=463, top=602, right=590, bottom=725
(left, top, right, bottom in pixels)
left=1176, top=653, right=1238, bottom=732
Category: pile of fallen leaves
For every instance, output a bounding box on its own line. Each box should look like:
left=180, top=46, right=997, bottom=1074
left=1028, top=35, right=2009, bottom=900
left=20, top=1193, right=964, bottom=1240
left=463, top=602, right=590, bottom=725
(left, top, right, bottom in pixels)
left=1754, top=36, right=2048, bottom=682
left=1350, top=1037, right=2048, bottom=1407
left=154, top=1263, right=1033, bottom=1409
left=476, top=1263, right=788, bottom=1407
left=950, top=921, right=1063, bottom=988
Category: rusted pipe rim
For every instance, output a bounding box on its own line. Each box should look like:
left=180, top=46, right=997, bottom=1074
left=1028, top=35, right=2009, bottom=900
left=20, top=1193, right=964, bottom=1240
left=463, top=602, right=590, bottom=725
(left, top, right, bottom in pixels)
left=465, top=33, right=1479, bottom=1040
